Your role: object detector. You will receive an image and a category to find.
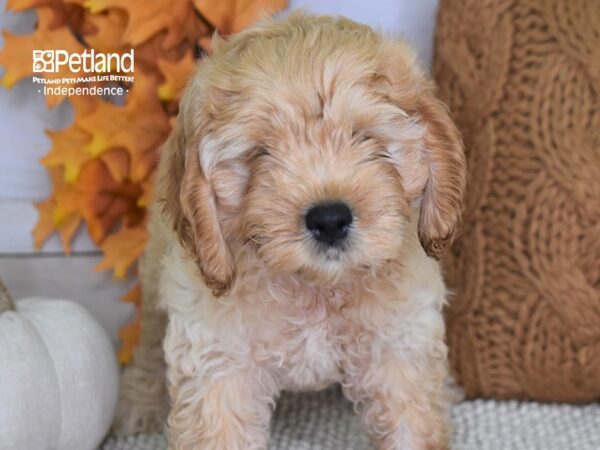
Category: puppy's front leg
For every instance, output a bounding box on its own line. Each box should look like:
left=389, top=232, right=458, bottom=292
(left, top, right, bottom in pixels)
left=342, top=338, right=451, bottom=450
left=164, top=326, right=277, bottom=450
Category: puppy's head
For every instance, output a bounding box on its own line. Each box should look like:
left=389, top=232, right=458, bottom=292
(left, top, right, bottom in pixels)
left=160, top=13, right=466, bottom=295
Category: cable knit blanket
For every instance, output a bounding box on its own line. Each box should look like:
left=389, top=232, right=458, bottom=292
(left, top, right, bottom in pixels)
left=102, top=387, right=600, bottom=450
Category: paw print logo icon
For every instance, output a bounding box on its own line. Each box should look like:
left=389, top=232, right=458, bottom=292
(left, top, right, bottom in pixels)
left=32, top=50, right=54, bottom=72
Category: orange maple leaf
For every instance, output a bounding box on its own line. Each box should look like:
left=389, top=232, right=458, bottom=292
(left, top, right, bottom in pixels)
left=79, top=8, right=128, bottom=53
left=55, top=213, right=83, bottom=253
left=194, top=0, right=288, bottom=35
left=34, top=200, right=83, bottom=253
left=7, top=0, right=59, bottom=10
left=100, top=148, right=130, bottom=183
left=0, top=8, right=85, bottom=106
left=97, top=224, right=146, bottom=368
left=117, top=313, right=141, bottom=364
left=117, top=283, right=141, bottom=364
left=33, top=199, right=56, bottom=248
left=75, top=75, right=169, bottom=182
left=121, top=283, right=141, bottom=306
left=84, top=0, right=197, bottom=48
left=33, top=169, right=84, bottom=253
left=8, top=0, right=90, bottom=31
left=52, top=182, right=83, bottom=224
left=158, top=50, right=197, bottom=102
left=96, top=224, right=148, bottom=279
left=41, top=126, right=93, bottom=183
left=131, top=30, right=197, bottom=79
left=75, top=159, right=143, bottom=243
left=137, top=177, right=155, bottom=208
left=160, top=2, right=211, bottom=51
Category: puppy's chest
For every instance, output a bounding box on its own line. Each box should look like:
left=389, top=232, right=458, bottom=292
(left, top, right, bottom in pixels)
left=247, top=294, right=356, bottom=390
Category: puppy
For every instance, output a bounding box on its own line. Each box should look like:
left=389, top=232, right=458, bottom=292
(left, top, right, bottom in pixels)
left=117, top=12, right=466, bottom=450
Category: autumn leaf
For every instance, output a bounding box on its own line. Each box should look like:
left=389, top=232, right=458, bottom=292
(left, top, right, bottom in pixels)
left=48, top=3, right=87, bottom=30
left=158, top=50, right=197, bottom=102
left=33, top=198, right=82, bottom=254
left=161, top=2, right=209, bottom=51
left=115, top=284, right=142, bottom=364
left=79, top=8, right=128, bottom=53
left=122, top=283, right=141, bottom=305
left=52, top=181, right=82, bottom=225
left=98, top=226, right=145, bottom=366
left=0, top=8, right=84, bottom=106
left=194, top=0, right=287, bottom=34
left=101, top=148, right=130, bottom=183
left=75, top=159, right=143, bottom=243
left=7, top=0, right=60, bottom=11
left=41, top=126, right=93, bottom=183
left=33, top=170, right=84, bottom=253
left=137, top=177, right=155, bottom=208
left=33, top=199, right=57, bottom=248
left=75, top=75, right=169, bottom=182
left=96, top=224, right=147, bottom=279
left=117, top=313, right=140, bottom=364
left=5, top=0, right=75, bottom=30
left=84, top=0, right=197, bottom=48
left=54, top=213, right=83, bottom=253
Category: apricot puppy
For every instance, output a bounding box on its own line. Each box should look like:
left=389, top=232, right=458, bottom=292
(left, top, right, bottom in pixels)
left=118, top=12, right=466, bottom=450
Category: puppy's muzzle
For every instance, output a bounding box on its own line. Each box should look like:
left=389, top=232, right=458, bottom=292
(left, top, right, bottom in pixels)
left=305, top=202, right=353, bottom=247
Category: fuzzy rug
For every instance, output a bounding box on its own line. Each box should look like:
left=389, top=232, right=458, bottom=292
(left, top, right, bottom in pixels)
left=102, top=387, right=600, bottom=449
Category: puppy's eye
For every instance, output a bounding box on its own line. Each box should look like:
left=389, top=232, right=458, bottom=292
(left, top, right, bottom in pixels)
left=352, top=130, right=371, bottom=144
left=249, top=147, right=271, bottom=161
left=377, top=151, right=393, bottom=160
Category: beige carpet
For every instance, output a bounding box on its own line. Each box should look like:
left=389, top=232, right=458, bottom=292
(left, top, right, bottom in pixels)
left=102, top=387, right=600, bottom=450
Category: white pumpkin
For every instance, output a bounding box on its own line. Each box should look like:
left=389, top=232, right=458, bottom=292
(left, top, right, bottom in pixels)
left=0, top=278, right=119, bottom=450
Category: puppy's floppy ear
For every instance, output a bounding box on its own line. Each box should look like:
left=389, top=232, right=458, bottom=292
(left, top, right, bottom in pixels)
left=381, top=42, right=466, bottom=259
left=159, top=115, right=235, bottom=297
left=414, top=92, right=466, bottom=260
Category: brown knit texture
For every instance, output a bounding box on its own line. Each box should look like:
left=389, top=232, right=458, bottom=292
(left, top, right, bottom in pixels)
left=435, top=0, right=600, bottom=402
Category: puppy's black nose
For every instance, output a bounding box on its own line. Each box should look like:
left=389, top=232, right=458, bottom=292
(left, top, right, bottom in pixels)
left=305, top=202, right=353, bottom=246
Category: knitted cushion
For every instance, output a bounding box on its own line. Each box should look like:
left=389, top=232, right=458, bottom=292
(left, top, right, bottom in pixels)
left=435, top=0, right=600, bottom=402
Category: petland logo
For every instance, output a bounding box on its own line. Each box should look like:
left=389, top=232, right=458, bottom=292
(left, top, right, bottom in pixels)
left=32, top=49, right=134, bottom=73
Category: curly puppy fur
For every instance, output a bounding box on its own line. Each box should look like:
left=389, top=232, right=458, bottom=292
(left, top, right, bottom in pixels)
left=116, top=12, right=466, bottom=450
